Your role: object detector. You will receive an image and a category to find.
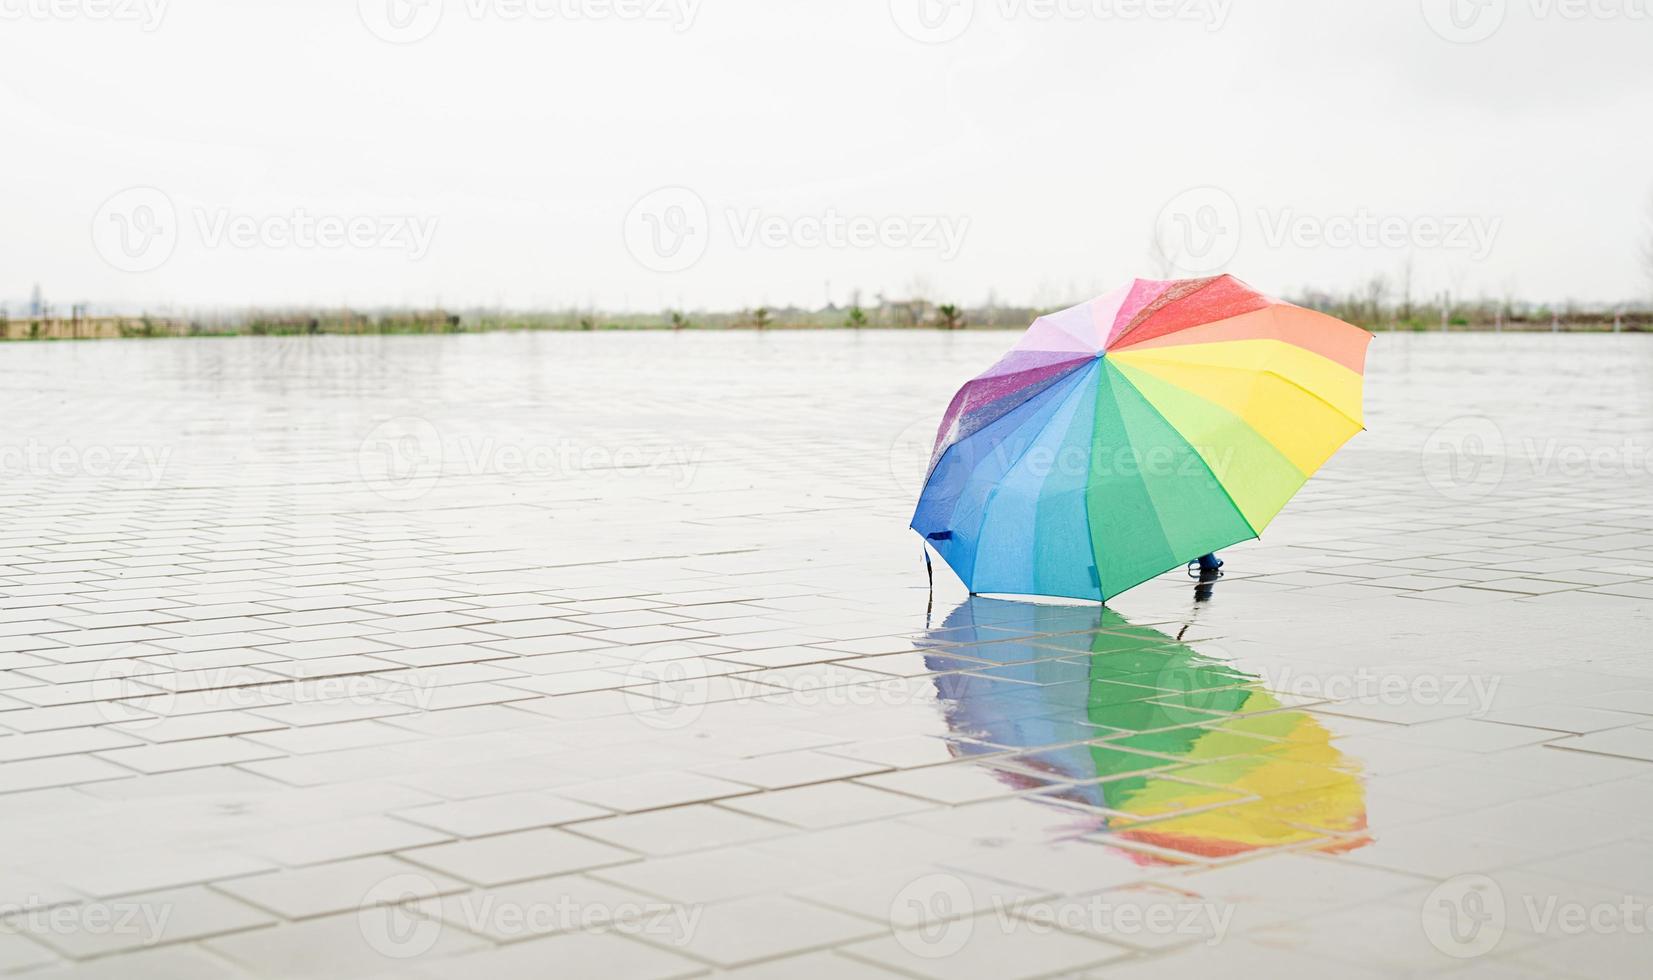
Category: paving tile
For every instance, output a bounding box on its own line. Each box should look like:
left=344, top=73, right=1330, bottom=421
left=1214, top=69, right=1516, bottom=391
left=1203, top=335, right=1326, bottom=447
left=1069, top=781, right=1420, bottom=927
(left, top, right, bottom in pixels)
left=843, top=911, right=1130, bottom=980
left=12, top=945, right=251, bottom=978
left=401, top=828, right=638, bottom=886
left=637, top=894, right=879, bottom=967
left=36, top=849, right=275, bottom=899
left=96, top=737, right=285, bottom=774
left=214, top=856, right=467, bottom=919
left=570, top=804, right=789, bottom=855
left=793, top=867, right=1050, bottom=928
left=20, top=886, right=274, bottom=959
left=558, top=772, right=755, bottom=813
left=0, top=755, right=133, bottom=792
left=592, top=845, right=829, bottom=905
left=718, top=782, right=932, bottom=829
left=711, top=951, right=909, bottom=978
left=204, top=908, right=483, bottom=979
left=0, top=932, right=59, bottom=972
left=411, top=930, right=703, bottom=980
left=391, top=789, right=610, bottom=837
left=244, top=816, right=450, bottom=866
left=699, top=750, right=888, bottom=789
left=424, top=873, right=681, bottom=943
left=1549, top=726, right=1653, bottom=761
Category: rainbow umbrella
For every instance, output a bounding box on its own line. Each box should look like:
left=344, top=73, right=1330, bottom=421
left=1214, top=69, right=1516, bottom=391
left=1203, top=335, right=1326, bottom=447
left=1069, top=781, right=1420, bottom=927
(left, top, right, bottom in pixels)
left=913, top=275, right=1371, bottom=601
left=925, top=599, right=1369, bottom=859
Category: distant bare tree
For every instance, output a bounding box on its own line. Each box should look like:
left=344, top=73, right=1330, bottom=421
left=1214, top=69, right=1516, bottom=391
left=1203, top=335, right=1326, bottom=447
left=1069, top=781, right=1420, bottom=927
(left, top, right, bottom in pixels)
left=1399, top=253, right=1415, bottom=322
left=1643, top=192, right=1653, bottom=297
left=1362, top=275, right=1390, bottom=325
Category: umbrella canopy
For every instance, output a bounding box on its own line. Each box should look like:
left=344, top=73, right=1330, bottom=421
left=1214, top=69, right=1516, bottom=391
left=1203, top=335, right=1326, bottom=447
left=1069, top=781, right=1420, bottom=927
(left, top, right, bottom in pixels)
left=925, top=599, right=1369, bottom=859
left=912, top=275, right=1371, bottom=601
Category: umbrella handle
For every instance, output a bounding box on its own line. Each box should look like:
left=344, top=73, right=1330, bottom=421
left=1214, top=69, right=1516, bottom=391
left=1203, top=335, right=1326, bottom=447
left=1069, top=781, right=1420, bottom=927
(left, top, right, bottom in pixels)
left=921, top=544, right=934, bottom=628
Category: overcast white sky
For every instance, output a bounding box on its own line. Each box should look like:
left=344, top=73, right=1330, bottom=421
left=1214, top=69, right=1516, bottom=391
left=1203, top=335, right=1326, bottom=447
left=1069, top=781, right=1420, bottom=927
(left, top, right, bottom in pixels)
left=3, top=0, right=1651, bottom=313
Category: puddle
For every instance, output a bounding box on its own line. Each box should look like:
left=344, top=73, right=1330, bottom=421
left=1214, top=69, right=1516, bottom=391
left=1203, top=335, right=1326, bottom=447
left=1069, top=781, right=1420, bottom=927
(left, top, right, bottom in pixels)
left=922, top=598, right=1371, bottom=861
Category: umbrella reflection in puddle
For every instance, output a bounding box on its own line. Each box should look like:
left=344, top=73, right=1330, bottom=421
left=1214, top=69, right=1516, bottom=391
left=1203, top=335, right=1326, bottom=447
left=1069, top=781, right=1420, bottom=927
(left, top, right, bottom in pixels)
left=921, top=598, right=1371, bottom=862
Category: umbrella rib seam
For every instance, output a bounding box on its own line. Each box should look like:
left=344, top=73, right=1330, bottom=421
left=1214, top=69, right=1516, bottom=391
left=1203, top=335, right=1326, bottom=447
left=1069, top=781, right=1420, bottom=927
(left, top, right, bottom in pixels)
left=967, top=361, right=1101, bottom=595
left=1107, top=359, right=1260, bottom=550
left=917, top=356, right=1098, bottom=497
left=1110, top=352, right=1363, bottom=432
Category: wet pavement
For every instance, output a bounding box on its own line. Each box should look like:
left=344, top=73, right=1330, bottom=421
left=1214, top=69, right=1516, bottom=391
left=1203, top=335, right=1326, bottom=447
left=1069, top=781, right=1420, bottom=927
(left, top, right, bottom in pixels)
left=1, top=330, right=1651, bottom=978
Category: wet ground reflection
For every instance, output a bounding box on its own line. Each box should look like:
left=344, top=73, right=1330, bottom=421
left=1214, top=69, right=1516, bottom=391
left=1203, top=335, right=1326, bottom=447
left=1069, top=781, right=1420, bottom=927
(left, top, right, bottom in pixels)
left=922, top=599, right=1371, bottom=861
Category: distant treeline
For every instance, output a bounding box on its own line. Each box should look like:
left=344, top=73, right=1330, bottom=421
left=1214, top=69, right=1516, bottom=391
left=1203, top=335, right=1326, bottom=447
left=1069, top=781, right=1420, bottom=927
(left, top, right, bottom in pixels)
left=6, top=296, right=1651, bottom=341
